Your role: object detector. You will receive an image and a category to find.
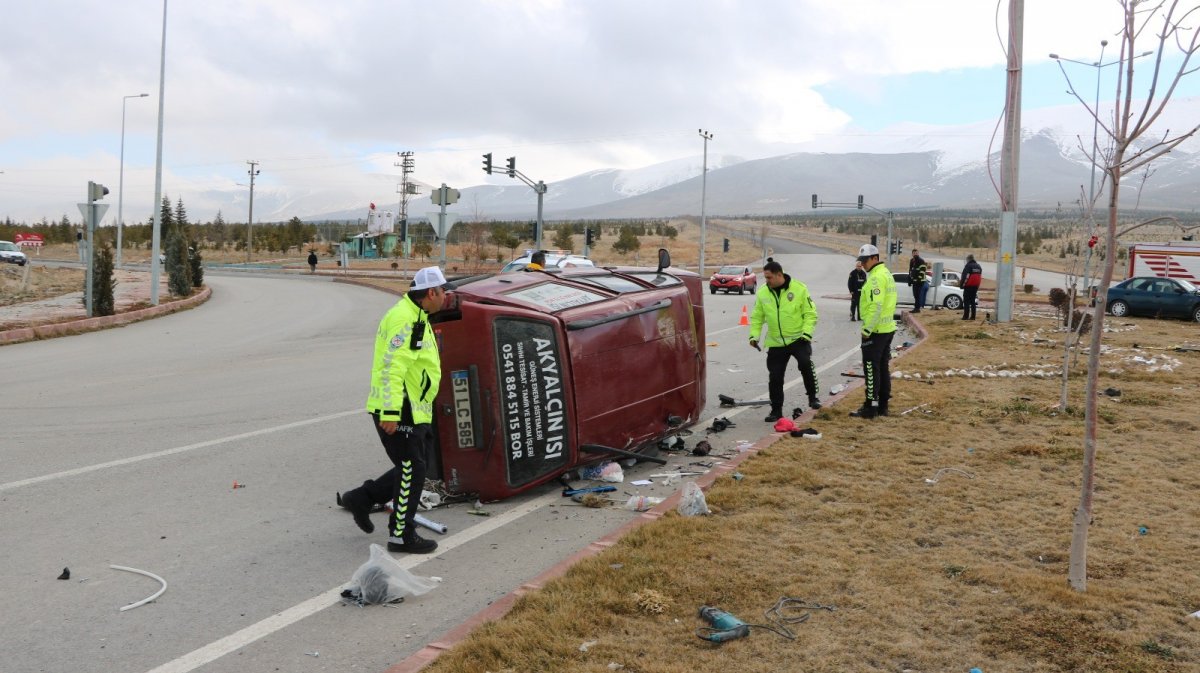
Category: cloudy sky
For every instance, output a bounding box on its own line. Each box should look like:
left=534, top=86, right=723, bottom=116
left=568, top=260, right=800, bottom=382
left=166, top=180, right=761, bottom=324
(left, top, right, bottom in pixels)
left=2, top=0, right=1198, bottom=223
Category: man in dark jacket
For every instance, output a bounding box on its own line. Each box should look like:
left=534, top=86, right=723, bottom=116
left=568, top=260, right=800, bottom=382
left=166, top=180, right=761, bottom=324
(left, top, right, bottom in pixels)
left=908, top=249, right=929, bottom=312
left=960, top=254, right=983, bottom=320
left=847, top=261, right=866, bottom=321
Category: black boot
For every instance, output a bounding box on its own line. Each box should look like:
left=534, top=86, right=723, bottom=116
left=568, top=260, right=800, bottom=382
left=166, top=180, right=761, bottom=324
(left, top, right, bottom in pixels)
left=388, top=532, right=438, bottom=554
left=337, top=490, right=374, bottom=534
left=849, top=405, right=877, bottom=419
left=764, top=411, right=783, bottom=423
left=808, top=396, right=822, bottom=410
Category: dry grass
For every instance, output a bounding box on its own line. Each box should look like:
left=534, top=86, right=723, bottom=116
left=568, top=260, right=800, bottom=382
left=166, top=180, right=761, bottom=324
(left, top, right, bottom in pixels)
left=423, top=311, right=1200, bottom=673
left=0, top=264, right=84, bottom=305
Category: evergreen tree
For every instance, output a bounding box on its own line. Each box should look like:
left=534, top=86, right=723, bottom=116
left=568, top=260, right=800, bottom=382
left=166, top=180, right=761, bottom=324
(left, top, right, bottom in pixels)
left=189, top=241, right=204, bottom=288
left=91, top=242, right=118, bottom=316
left=162, top=196, right=192, bottom=296
left=552, top=224, right=575, bottom=251
left=611, top=226, right=641, bottom=255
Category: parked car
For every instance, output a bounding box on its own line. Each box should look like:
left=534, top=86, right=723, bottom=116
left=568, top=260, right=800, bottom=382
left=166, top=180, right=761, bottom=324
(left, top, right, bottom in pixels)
left=1105, top=276, right=1200, bottom=322
left=709, top=265, right=757, bottom=294
left=0, top=240, right=29, bottom=266
left=892, top=272, right=964, bottom=310
left=501, top=252, right=595, bottom=273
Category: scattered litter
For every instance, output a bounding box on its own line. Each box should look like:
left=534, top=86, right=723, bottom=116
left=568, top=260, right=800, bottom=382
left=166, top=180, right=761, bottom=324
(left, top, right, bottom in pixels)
left=575, top=493, right=610, bottom=508
left=692, top=440, right=712, bottom=456
left=580, top=640, right=599, bottom=653
left=710, top=416, right=736, bottom=432
left=970, top=669, right=984, bottom=673
left=732, top=472, right=744, bottom=481
left=900, top=403, right=930, bottom=416
left=620, top=457, right=637, bottom=468
left=608, top=664, right=624, bottom=671
left=1104, top=387, right=1122, bottom=397
left=304, top=651, right=319, bottom=658
left=633, top=588, right=670, bottom=614
left=658, top=435, right=686, bottom=451
left=610, top=563, right=623, bottom=570
left=468, top=500, right=490, bottom=516
left=580, top=461, right=624, bottom=482
left=790, top=407, right=805, bottom=420
left=830, top=383, right=847, bottom=395
left=341, top=544, right=440, bottom=606
left=717, top=394, right=769, bottom=408
left=789, top=428, right=822, bottom=439
left=924, top=468, right=975, bottom=485
left=677, top=481, right=710, bottom=517
left=232, top=481, right=246, bottom=489
left=57, top=567, right=70, bottom=580
left=624, top=495, right=663, bottom=512
left=726, top=367, right=743, bottom=373
left=689, top=460, right=715, bottom=468
left=735, top=440, right=753, bottom=452
left=1138, top=526, right=1149, bottom=536
left=413, top=513, right=448, bottom=535
left=110, top=564, right=168, bottom=612
left=773, top=418, right=796, bottom=433
left=1189, top=609, right=1200, bottom=619
left=630, top=479, right=653, bottom=486
left=418, top=490, right=442, bottom=510
left=563, top=485, right=617, bottom=497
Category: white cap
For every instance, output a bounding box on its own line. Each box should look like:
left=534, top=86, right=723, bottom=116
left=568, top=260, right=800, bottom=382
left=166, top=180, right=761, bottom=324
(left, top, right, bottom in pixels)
left=857, top=243, right=880, bottom=259
left=411, top=266, right=449, bottom=291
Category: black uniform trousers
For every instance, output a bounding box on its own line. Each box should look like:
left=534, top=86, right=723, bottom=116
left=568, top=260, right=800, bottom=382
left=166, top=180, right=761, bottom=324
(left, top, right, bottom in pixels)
left=861, top=331, right=894, bottom=410
left=352, top=415, right=432, bottom=544
left=766, top=338, right=819, bottom=414
left=850, top=291, right=861, bottom=319
left=962, top=286, right=979, bottom=320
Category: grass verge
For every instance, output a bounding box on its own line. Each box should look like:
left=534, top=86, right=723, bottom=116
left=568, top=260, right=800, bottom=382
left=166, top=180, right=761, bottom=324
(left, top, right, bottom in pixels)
left=419, top=309, right=1200, bottom=673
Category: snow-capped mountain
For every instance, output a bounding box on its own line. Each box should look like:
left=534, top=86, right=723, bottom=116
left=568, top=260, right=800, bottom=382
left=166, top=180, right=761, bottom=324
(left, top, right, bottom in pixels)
left=197, top=97, right=1200, bottom=223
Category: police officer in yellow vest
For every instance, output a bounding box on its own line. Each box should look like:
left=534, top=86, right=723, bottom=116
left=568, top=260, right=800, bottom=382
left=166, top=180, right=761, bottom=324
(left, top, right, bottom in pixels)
left=851, top=244, right=897, bottom=419
left=338, top=266, right=450, bottom=554
left=749, top=258, right=821, bottom=422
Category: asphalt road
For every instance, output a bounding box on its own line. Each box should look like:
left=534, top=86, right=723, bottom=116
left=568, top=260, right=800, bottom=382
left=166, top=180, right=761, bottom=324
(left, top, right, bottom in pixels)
left=1, top=257, right=875, bottom=673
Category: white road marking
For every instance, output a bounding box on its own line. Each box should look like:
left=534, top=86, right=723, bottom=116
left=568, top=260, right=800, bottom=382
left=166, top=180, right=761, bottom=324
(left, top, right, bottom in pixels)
left=0, top=410, right=364, bottom=493
left=141, top=493, right=556, bottom=673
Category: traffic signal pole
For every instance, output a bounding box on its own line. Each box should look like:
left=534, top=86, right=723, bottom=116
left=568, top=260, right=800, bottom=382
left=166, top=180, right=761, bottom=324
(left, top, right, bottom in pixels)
left=812, top=194, right=896, bottom=266
left=483, top=153, right=547, bottom=250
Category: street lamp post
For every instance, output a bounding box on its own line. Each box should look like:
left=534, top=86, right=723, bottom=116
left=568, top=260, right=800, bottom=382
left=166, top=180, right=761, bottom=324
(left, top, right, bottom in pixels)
left=1049, top=44, right=1154, bottom=295
left=149, top=0, right=169, bottom=305
left=246, top=160, right=260, bottom=264
left=698, top=129, right=713, bottom=277
left=117, top=93, right=148, bottom=268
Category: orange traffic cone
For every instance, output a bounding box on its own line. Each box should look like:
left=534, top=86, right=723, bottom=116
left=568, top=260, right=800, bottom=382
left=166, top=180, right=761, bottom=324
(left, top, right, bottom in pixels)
left=738, top=306, right=749, bottom=326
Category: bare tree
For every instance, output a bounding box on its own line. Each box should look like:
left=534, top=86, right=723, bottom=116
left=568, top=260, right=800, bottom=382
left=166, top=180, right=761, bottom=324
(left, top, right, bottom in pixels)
left=1061, top=0, right=1200, bottom=591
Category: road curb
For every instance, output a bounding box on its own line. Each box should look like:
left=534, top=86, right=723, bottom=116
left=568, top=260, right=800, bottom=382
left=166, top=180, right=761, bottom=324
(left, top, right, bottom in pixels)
left=0, top=286, right=212, bottom=346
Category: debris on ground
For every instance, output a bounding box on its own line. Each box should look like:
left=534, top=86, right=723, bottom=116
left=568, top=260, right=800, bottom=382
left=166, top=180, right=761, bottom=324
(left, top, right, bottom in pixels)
left=624, top=495, right=664, bottom=511
left=789, top=428, right=822, bottom=439
left=676, top=481, right=710, bottom=517
left=57, top=567, right=70, bottom=580
left=924, top=468, right=976, bottom=485
left=579, top=460, right=624, bottom=482
left=692, top=440, right=712, bottom=456
left=632, top=588, right=670, bottom=614
left=709, top=416, right=736, bottom=432
left=1104, top=387, right=1122, bottom=397
left=341, top=544, right=440, bottom=606
left=579, top=640, right=598, bottom=652
left=110, top=564, right=168, bottom=612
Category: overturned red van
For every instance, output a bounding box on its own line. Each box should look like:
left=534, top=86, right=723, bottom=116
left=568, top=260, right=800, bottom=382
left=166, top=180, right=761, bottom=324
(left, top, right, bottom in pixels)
left=429, top=250, right=706, bottom=500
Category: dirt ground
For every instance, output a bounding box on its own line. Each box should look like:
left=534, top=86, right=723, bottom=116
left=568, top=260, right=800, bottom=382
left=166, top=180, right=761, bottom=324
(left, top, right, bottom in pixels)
left=0, top=264, right=84, bottom=306
left=420, top=308, right=1200, bottom=673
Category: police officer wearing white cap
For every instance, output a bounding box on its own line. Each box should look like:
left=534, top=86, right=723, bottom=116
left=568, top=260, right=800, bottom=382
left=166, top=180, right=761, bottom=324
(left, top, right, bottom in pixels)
left=851, top=244, right=897, bottom=419
left=338, top=266, right=450, bottom=554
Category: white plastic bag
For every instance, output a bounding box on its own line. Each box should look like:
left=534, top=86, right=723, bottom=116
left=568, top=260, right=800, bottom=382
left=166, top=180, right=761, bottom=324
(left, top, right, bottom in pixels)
left=676, top=481, right=710, bottom=517
left=342, top=544, right=441, bottom=605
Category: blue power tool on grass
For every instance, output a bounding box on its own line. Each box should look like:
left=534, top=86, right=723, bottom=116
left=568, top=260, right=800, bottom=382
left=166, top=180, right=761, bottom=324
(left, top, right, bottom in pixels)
left=696, top=606, right=751, bottom=643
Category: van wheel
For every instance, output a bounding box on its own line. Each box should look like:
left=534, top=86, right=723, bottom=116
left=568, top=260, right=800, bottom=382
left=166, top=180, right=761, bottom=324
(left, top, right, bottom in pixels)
left=944, top=295, right=963, bottom=310
left=1109, top=300, right=1129, bottom=317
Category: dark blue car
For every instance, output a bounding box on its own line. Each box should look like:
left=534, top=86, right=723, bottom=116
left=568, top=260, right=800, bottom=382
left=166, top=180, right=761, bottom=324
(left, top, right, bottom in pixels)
left=1105, top=276, right=1200, bottom=322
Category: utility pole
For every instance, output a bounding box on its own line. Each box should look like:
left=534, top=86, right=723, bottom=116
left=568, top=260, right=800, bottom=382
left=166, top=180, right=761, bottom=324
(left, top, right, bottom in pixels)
left=698, top=129, right=713, bottom=277
left=395, top=151, right=416, bottom=278
left=246, top=160, right=260, bottom=264
left=995, top=0, right=1024, bottom=323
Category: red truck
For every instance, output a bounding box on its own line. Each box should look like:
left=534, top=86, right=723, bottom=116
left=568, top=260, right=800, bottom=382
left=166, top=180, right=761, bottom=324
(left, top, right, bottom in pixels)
left=429, top=250, right=707, bottom=500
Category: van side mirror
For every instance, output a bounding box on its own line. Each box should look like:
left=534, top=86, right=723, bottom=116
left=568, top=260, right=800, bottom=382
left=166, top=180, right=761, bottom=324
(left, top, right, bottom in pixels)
left=656, top=248, right=671, bottom=273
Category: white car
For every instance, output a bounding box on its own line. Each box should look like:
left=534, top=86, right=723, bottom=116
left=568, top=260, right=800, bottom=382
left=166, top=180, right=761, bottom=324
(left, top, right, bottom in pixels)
left=892, top=272, right=964, bottom=310
left=0, top=241, right=29, bottom=266
left=501, top=253, right=595, bottom=273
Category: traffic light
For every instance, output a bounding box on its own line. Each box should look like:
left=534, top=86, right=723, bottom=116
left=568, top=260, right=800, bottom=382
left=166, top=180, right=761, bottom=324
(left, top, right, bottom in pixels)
left=811, top=194, right=818, bottom=209
left=857, top=194, right=864, bottom=210
left=398, top=218, right=408, bottom=243
left=722, top=238, right=730, bottom=253
left=585, top=227, right=595, bottom=247
left=88, top=181, right=109, bottom=202
left=506, top=156, right=516, bottom=178
left=897, top=239, right=903, bottom=255
left=482, top=152, right=493, bottom=174
left=888, top=241, right=896, bottom=255
left=528, top=221, right=538, bottom=242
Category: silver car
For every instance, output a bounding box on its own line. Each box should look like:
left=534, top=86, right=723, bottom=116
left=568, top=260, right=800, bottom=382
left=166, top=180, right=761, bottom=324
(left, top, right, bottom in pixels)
left=892, top=272, right=964, bottom=310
